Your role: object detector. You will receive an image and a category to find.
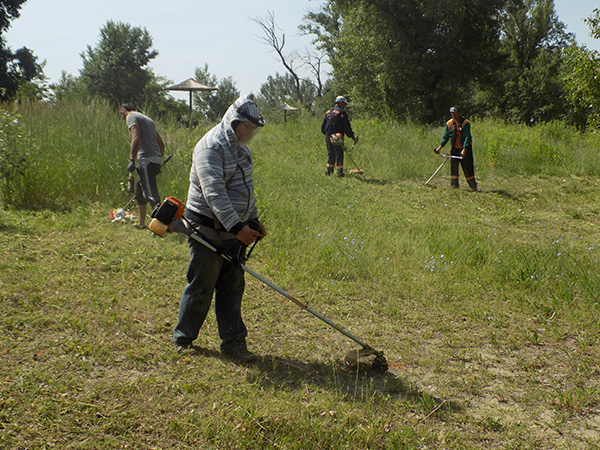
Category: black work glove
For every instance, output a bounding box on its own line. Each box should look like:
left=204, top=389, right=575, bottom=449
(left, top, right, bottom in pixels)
left=127, top=159, right=136, bottom=173
left=248, top=219, right=261, bottom=232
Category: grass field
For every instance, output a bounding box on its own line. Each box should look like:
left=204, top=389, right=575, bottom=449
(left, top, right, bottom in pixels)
left=1, top=101, right=600, bottom=448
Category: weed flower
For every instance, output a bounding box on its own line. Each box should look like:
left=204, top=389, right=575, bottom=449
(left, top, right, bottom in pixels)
left=425, top=255, right=454, bottom=273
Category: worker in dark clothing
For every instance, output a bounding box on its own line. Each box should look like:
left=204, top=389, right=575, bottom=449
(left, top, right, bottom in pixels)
left=321, top=96, right=359, bottom=177
left=434, top=106, right=477, bottom=191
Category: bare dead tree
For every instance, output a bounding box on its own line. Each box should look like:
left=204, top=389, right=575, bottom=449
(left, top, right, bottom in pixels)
left=253, top=11, right=304, bottom=105
left=301, top=49, right=326, bottom=98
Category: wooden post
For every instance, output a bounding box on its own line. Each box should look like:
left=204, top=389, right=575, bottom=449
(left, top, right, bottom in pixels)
left=188, top=91, right=193, bottom=127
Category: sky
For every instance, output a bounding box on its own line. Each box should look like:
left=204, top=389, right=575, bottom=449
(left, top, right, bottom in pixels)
left=4, top=0, right=600, bottom=102
left=4, top=0, right=329, bottom=101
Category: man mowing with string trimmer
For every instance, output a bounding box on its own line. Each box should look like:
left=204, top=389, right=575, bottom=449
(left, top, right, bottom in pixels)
left=321, top=96, right=359, bottom=177
left=120, top=103, right=166, bottom=228
left=434, top=106, right=477, bottom=191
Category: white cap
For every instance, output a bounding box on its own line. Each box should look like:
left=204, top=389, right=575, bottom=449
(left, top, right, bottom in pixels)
left=335, top=96, right=348, bottom=104
left=449, top=106, right=460, bottom=113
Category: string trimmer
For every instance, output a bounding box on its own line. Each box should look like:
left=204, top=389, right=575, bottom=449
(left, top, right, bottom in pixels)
left=148, top=197, right=389, bottom=373
left=424, top=152, right=463, bottom=186
left=343, top=142, right=366, bottom=180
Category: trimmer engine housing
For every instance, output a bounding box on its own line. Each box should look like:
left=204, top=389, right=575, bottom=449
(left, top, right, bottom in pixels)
left=149, top=197, right=184, bottom=236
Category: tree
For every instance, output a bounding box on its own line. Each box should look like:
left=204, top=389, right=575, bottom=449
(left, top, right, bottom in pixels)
left=50, top=71, right=87, bottom=102
left=253, top=11, right=306, bottom=106
left=137, top=69, right=188, bottom=119
left=193, top=64, right=240, bottom=123
left=0, top=0, right=25, bottom=32
left=0, top=45, right=45, bottom=100
left=79, top=20, right=158, bottom=106
left=311, top=0, right=506, bottom=122
left=482, top=0, right=572, bottom=123
left=253, top=11, right=324, bottom=110
left=564, top=8, right=600, bottom=129
left=299, top=48, right=326, bottom=99
left=1, top=0, right=45, bottom=101
left=256, top=72, right=316, bottom=110
left=299, top=1, right=343, bottom=58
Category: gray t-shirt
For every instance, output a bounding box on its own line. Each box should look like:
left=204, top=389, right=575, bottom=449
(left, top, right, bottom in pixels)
left=126, top=112, right=162, bottom=164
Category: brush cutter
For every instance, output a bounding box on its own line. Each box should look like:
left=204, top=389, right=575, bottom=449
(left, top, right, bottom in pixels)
left=110, top=155, right=173, bottom=222
left=148, top=197, right=389, bottom=373
left=343, top=142, right=366, bottom=180
left=424, top=152, right=463, bottom=186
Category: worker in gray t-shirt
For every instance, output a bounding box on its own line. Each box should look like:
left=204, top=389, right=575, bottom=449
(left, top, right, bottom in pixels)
left=119, top=104, right=165, bottom=228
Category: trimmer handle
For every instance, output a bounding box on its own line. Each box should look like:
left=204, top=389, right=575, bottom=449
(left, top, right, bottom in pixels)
left=242, top=219, right=263, bottom=261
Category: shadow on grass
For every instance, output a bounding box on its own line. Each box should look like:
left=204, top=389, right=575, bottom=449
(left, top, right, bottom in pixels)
left=258, top=355, right=460, bottom=412
left=187, top=347, right=462, bottom=415
left=0, top=219, right=35, bottom=235
left=2, top=202, right=73, bottom=213
left=0, top=221, right=22, bottom=234
left=347, top=175, right=391, bottom=186
left=483, top=189, right=519, bottom=200
left=0, top=203, right=76, bottom=235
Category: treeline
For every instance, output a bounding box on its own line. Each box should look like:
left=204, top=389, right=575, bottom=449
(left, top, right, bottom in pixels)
left=1, top=1, right=600, bottom=128
left=310, top=0, right=600, bottom=127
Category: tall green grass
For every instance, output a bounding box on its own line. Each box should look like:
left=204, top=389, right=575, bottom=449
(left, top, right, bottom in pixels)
left=3, top=100, right=600, bottom=208
left=1, top=100, right=201, bottom=207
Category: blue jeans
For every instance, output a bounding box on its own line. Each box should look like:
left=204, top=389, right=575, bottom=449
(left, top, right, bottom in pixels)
left=173, top=230, right=248, bottom=352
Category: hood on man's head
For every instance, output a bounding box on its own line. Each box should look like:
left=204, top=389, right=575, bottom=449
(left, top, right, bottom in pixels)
left=230, top=96, right=265, bottom=127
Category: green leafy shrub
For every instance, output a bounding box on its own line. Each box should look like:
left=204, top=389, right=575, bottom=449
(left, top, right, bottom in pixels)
left=0, top=108, right=35, bottom=206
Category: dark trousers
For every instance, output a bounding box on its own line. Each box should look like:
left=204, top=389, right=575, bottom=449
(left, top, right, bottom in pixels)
left=450, top=145, right=476, bottom=188
left=326, top=136, right=344, bottom=166
left=173, top=230, right=248, bottom=352
left=135, top=160, right=161, bottom=208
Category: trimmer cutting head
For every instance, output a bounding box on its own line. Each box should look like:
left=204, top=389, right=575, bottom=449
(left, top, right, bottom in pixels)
left=344, top=347, right=388, bottom=373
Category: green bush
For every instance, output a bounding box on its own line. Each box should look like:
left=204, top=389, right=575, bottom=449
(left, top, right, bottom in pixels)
left=0, top=108, right=35, bottom=206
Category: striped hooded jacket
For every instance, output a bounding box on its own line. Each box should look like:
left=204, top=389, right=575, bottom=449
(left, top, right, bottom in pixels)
left=186, top=96, right=260, bottom=233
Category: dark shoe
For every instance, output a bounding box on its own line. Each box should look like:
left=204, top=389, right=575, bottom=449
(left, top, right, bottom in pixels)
left=222, top=346, right=256, bottom=363
left=132, top=224, right=147, bottom=229
left=175, top=343, right=199, bottom=355
left=468, top=180, right=478, bottom=191
left=337, top=168, right=345, bottom=177
left=325, top=166, right=334, bottom=176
